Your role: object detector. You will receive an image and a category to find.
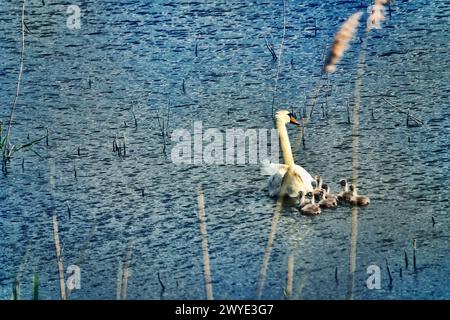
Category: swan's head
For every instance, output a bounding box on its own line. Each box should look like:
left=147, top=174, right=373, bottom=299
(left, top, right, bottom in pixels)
left=275, top=109, right=300, bottom=126
left=322, top=183, right=329, bottom=192
left=339, top=179, right=347, bottom=187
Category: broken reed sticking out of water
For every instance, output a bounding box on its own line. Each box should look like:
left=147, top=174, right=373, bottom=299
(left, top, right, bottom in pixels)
left=2, top=2, right=25, bottom=169
left=112, top=133, right=128, bottom=158
left=156, top=105, right=171, bottom=154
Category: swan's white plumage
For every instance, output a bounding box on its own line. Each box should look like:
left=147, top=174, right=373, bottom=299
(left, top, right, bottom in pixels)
left=261, top=110, right=316, bottom=198
left=262, top=160, right=314, bottom=198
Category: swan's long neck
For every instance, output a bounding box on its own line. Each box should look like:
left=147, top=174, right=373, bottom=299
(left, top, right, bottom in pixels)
left=276, top=119, right=294, bottom=166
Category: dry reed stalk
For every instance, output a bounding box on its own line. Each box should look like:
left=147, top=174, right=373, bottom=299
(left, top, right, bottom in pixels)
left=346, top=206, right=358, bottom=300
left=324, top=12, right=363, bottom=74
left=118, top=241, right=133, bottom=300
left=197, top=185, right=214, bottom=300
left=293, top=12, right=362, bottom=152
left=285, top=255, right=294, bottom=300
left=66, top=224, right=97, bottom=298
left=345, top=29, right=368, bottom=302
left=256, top=198, right=282, bottom=299
left=2, top=1, right=25, bottom=166
left=52, top=212, right=66, bottom=300
left=48, top=156, right=67, bottom=300
left=352, top=35, right=367, bottom=186
left=271, top=0, right=287, bottom=118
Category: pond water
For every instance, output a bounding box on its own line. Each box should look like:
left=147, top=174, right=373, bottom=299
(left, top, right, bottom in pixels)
left=0, top=0, right=449, bottom=300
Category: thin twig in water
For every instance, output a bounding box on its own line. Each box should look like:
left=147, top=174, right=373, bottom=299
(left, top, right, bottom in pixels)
left=157, top=272, right=166, bottom=300
left=265, top=38, right=278, bottom=62
left=66, top=203, right=71, bottom=220
left=165, top=104, right=171, bottom=138
left=385, top=258, right=393, bottom=286
left=404, top=250, right=408, bottom=269
left=382, top=97, right=424, bottom=125
left=347, top=101, right=351, bottom=124
left=335, top=267, right=339, bottom=285
left=131, top=106, right=138, bottom=128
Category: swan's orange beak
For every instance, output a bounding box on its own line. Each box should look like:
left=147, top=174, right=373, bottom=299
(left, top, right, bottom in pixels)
left=289, top=115, right=300, bottom=125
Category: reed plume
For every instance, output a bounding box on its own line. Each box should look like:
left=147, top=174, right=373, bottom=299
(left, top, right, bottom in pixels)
left=323, top=12, right=363, bottom=73
left=367, top=0, right=391, bottom=31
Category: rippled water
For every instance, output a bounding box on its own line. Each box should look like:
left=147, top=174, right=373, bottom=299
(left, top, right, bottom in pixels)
left=0, top=0, right=449, bottom=300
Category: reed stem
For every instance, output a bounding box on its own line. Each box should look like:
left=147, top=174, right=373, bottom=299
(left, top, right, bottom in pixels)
left=197, top=185, right=214, bottom=300
left=52, top=212, right=66, bottom=300
left=270, top=0, right=287, bottom=118
left=285, top=255, right=294, bottom=300
left=2, top=1, right=26, bottom=167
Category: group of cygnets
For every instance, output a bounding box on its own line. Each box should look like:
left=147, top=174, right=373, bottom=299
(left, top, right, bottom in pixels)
left=298, top=176, right=370, bottom=216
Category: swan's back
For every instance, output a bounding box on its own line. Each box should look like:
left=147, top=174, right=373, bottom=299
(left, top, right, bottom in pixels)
left=262, top=161, right=314, bottom=198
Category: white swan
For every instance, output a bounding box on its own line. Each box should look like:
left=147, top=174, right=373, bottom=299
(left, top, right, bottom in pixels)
left=261, top=110, right=315, bottom=198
